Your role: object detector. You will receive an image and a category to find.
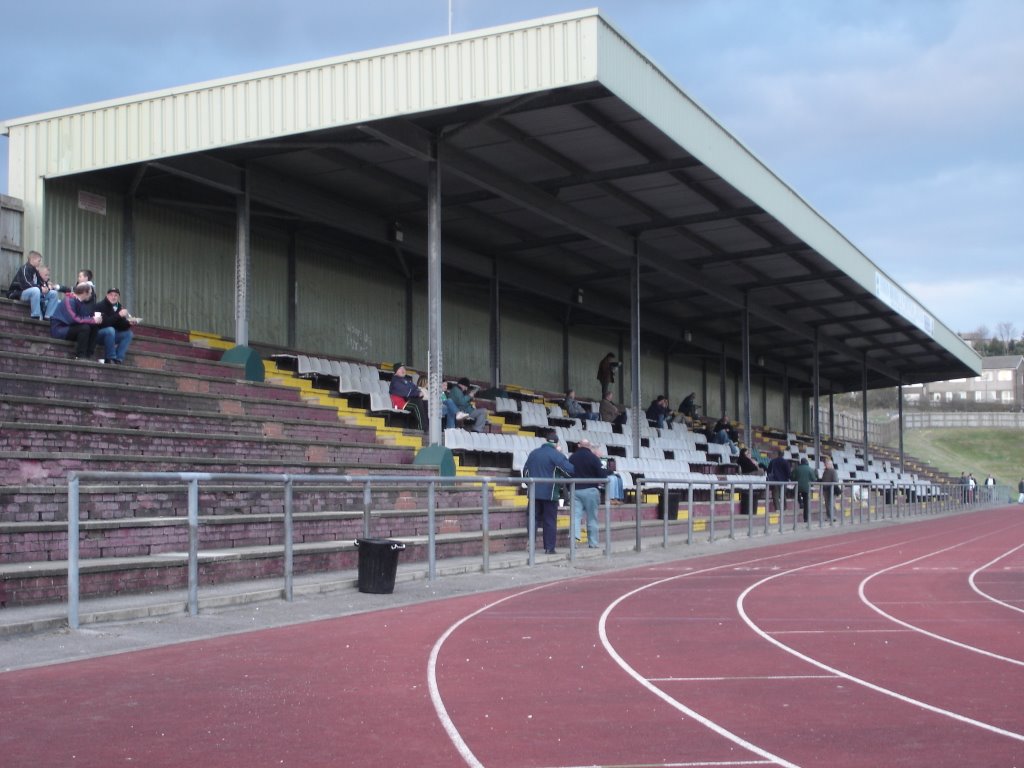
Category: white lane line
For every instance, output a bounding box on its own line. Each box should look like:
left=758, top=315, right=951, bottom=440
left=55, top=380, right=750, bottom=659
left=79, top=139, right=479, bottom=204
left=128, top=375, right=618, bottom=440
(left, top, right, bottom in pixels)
left=427, top=583, right=555, bottom=768
left=650, top=675, right=837, bottom=682
left=858, top=537, right=1024, bottom=667
left=769, top=629, right=910, bottom=635
left=968, top=540, right=1024, bottom=616
left=538, top=762, right=775, bottom=767
left=736, top=542, right=1024, bottom=743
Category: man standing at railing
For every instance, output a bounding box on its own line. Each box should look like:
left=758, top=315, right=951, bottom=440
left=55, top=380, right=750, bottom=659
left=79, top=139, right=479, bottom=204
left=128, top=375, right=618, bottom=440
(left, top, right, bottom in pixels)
left=766, top=449, right=790, bottom=514
left=792, top=458, right=816, bottom=523
left=569, top=439, right=609, bottom=548
left=524, top=429, right=576, bottom=555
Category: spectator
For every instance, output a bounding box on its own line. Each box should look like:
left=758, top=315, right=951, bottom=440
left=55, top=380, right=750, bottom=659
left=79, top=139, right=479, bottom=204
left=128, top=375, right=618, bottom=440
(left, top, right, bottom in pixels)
left=49, top=282, right=103, bottom=359
left=75, top=270, right=97, bottom=308
left=712, top=420, right=739, bottom=456
left=766, top=449, right=791, bottom=513
left=523, top=429, right=575, bottom=555
left=95, top=288, right=135, bottom=364
left=736, top=447, right=763, bottom=515
left=597, top=352, right=618, bottom=396
left=604, top=456, right=625, bottom=505
left=7, top=251, right=60, bottom=320
left=792, top=458, right=816, bottom=523
left=441, top=382, right=462, bottom=429
left=564, top=389, right=598, bottom=421
left=645, top=395, right=674, bottom=429
left=569, top=438, right=608, bottom=549
left=678, top=392, right=699, bottom=420
left=1017, top=478, right=1024, bottom=504
left=958, top=472, right=969, bottom=503
left=820, top=458, right=839, bottom=522
left=599, top=390, right=626, bottom=426
left=448, top=377, right=488, bottom=433
left=968, top=473, right=977, bottom=503
left=389, top=363, right=427, bottom=431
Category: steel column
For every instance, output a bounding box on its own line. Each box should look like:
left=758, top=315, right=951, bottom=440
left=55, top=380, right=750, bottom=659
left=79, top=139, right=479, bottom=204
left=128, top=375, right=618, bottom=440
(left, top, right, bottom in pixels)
left=426, top=143, right=444, bottom=446
left=234, top=173, right=250, bottom=347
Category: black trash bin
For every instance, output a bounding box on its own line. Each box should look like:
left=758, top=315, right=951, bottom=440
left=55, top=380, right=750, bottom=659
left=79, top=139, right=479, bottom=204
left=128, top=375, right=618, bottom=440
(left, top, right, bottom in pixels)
left=659, top=491, right=681, bottom=520
left=355, top=538, right=406, bottom=594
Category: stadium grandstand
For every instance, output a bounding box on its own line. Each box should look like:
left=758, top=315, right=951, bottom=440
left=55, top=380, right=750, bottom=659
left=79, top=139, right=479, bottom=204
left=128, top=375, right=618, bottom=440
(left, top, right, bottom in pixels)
left=0, top=10, right=989, bottom=625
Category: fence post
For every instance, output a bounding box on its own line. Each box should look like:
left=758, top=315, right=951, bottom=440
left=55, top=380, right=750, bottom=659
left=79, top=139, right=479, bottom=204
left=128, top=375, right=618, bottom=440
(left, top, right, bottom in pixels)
left=687, top=483, right=694, bottom=545
left=709, top=481, right=717, bottom=542
left=284, top=477, right=294, bottom=602
left=428, top=479, right=437, bottom=581
left=67, top=474, right=81, bottom=630
left=362, top=480, right=372, bottom=538
left=481, top=480, right=490, bottom=574
left=661, top=481, right=670, bottom=548
left=527, top=482, right=536, bottom=565
left=187, top=478, right=200, bottom=617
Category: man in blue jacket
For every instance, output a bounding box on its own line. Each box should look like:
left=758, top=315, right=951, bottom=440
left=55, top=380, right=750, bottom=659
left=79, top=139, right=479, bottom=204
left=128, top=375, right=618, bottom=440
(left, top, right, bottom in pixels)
left=523, top=429, right=575, bottom=554
left=569, top=439, right=608, bottom=548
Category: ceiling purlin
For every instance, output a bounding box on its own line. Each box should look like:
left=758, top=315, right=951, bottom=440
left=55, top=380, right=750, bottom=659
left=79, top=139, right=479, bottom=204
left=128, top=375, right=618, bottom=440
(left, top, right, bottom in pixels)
left=361, top=119, right=890, bottom=384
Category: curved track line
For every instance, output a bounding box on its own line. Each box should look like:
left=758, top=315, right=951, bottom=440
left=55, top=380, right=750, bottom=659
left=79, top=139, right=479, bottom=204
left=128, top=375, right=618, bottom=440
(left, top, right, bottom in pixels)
left=427, top=583, right=555, bottom=768
left=736, top=541, right=1024, bottom=743
left=858, top=531, right=1024, bottom=666
left=968, top=540, right=1024, bottom=615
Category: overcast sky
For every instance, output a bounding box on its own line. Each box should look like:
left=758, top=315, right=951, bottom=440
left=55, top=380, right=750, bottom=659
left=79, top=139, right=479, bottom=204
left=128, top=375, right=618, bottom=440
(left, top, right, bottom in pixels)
left=2, top=0, right=1021, bottom=337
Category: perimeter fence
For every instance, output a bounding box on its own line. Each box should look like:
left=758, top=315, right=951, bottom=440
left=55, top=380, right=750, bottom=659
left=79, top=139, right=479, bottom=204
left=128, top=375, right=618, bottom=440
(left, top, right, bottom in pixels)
left=65, top=471, right=1008, bottom=628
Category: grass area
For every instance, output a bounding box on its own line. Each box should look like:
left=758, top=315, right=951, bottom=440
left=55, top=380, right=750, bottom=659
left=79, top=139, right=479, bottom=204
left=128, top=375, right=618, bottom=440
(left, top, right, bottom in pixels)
left=903, top=428, right=1024, bottom=487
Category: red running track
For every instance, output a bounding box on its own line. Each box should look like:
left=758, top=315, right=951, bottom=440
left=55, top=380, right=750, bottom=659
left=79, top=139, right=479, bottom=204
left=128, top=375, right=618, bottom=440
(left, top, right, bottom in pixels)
left=2, top=507, right=1022, bottom=767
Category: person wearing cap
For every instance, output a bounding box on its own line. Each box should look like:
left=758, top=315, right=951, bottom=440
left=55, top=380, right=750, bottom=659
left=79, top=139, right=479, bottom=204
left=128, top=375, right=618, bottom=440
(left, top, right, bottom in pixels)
left=569, top=438, right=609, bottom=548
left=523, top=429, right=575, bottom=555
left=447, top=377, right=488, bottom=432
left=388, top=363, right=427, bottom=431
left=95, top=288, right=135, bottom=364
left=49, top=282, right=104, bottom=359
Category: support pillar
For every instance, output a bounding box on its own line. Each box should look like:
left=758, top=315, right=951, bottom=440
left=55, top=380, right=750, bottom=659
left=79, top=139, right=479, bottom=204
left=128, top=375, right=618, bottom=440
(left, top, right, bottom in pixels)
left=426, top=143, right=443, bottom=446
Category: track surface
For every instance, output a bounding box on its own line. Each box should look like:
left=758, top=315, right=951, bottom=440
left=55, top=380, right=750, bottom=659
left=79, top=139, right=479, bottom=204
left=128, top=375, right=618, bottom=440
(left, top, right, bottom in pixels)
left=3, top=507, right=1023, bottom=767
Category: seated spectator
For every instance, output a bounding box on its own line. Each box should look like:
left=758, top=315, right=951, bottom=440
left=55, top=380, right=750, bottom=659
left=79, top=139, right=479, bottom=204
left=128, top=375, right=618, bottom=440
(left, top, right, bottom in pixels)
left=599, top=390, right=626, bottom=426
left=448, top=377, right=488, bottom=433
left=564, top=389, right=598, bottom=421
left=74, top=270, right=97, bottom=309
left=736, top=447, right=763, bottom=514
left=713, top=424, right=739, bottom=456
left=50, top=282, right=103, bottom=359
left=604, top=456, right=625, bottom=504
left=645, top=395, right=674, bottom=429
left=678, top=392, right=699, bottom=419
left=389, top=363, right=427, bottom=431
left=713, top=415, right=739, bottom=443
left=441, top=382, right=461, bottom=429
left=736, top=447, right=761, bottom=475
left=7, top=250, right=60, bottom=320
left=95, top=288, right=135, bottom=364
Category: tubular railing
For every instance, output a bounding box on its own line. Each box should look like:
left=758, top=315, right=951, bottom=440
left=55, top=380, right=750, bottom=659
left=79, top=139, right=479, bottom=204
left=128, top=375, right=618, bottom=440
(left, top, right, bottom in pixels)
left=65, top=471, right=1001, bottom=629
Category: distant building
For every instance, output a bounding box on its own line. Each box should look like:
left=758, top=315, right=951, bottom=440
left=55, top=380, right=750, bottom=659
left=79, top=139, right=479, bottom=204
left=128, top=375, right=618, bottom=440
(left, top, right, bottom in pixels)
left=903, top=356, right=1024, bottom=407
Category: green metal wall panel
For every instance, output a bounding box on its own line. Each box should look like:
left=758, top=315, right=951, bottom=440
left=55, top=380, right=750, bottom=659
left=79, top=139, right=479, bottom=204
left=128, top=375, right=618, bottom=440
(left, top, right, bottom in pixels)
left=42, top=181, right=124, bottom=292
left=298, top=240, right=405, bottom=362
left=501, top=307, right=562, bottom=393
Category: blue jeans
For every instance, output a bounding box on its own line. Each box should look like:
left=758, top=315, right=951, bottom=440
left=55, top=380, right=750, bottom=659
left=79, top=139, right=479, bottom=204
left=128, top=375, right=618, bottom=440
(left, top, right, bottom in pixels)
left=571, top=487, right=601, bottom=547
left=606, top=474, right=624, bottom=501
left=96, top=327, right=133, bottom=362
left=442, top=398, right=459, bottom=428
left=21, top=287, right=61, bottom=319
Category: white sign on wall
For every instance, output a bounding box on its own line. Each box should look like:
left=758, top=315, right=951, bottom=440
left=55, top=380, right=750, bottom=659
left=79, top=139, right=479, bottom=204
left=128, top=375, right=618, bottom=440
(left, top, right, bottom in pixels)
left=78, top=190, right=107, bottom=216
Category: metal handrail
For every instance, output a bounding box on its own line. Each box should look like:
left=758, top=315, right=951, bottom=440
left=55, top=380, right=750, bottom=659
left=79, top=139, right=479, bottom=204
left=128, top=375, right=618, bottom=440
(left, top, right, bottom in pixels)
left=64, top=471, right=999, bottom=629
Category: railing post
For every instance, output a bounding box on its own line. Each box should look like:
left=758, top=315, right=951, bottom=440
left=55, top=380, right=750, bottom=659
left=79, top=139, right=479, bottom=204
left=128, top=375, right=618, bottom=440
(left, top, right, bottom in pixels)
left=634, top=478, right=642, bottom=553
left=283, top=477, right=294, bottom=602
left=661, top=481, right=670, bottom=548
left=187, top=478, right=200, bottom=617
left=481, top=480, right=490, bottom=574
left=362, top=480, right=372, bottom=538
left=603, top=479, right=612, bottom=556
left=569, top=480, right=578, bottom=562
left=428, top=479, right=437, bottom=581
left=709, top=481, right=717, bottom=542
left=67, top=474, right=81, bottom=630
left=727, top=481, right=735, bottom=540
left=527, top=481, right=536, bottom=565
left=687, top=483, right=694, bottom=545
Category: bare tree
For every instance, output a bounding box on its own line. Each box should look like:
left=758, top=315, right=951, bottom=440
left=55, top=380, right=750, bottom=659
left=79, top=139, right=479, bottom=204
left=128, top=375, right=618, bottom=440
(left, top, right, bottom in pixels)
left=996, top=322, right=1017, bottom=349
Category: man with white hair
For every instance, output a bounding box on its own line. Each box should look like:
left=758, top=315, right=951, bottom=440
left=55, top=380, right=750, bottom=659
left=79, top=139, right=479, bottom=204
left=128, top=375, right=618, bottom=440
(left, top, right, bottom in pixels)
left=569, top=438, right=609, bottom=549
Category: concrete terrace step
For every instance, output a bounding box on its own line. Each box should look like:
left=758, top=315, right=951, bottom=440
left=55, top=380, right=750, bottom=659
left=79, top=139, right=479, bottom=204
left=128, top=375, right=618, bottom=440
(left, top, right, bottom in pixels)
left=0, top=421, right=414, bottom=467
left=0, top=394, right=387, bottom=443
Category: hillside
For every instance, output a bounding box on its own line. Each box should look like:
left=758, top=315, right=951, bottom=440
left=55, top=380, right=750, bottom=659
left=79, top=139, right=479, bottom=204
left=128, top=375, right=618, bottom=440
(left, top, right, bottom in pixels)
left=903, top=428, right=1024, bottom=488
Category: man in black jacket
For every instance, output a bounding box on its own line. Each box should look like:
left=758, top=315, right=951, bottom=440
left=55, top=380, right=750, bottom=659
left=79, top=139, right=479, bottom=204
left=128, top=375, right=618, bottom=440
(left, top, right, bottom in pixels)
left=569, top=439, right=609, bottom=549
left=766, top=449, right=791, bottom=513
left=7, top=251, right=60, bottom=319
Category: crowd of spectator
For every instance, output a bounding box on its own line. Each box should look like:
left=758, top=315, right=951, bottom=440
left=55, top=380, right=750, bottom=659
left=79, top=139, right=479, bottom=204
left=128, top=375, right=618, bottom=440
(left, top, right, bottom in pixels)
left=8, top=253, right=137, bottom=364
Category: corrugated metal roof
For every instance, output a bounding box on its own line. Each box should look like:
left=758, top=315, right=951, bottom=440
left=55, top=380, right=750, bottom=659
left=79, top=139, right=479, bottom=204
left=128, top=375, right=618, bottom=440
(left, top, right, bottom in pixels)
left=2, top=8, right=981, bottom=393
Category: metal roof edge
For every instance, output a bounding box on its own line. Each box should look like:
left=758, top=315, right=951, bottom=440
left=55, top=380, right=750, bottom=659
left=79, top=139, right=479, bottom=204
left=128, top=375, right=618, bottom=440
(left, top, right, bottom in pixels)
left=1, top=8, right=603, bottom=129
left=590, top=16, right=978, bottom=373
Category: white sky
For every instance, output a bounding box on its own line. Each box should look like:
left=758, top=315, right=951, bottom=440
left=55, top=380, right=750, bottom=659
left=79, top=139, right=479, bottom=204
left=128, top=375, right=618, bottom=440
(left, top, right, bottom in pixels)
left=2, top=0, right=1021, bottom=336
